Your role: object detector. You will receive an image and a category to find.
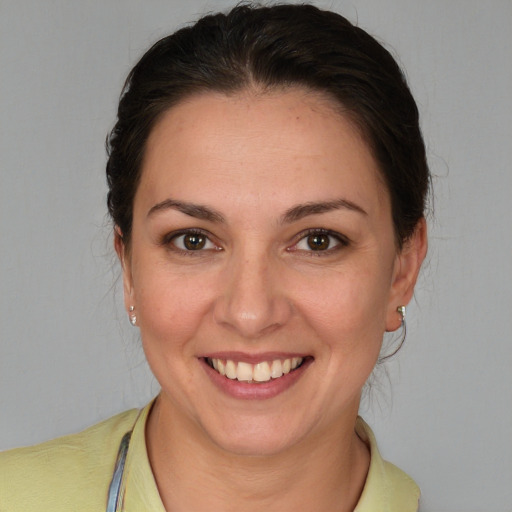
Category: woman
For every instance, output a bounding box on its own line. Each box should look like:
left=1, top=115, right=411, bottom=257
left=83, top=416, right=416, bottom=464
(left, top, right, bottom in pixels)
left=1, top=4, right=428, bottom=511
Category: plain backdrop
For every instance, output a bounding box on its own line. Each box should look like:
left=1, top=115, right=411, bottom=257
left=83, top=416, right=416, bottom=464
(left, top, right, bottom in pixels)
left=1, top=1, right=511, bottom=511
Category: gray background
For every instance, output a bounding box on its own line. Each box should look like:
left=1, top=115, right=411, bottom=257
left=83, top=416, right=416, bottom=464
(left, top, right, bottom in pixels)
left=1, top=1, right=511, bottom=510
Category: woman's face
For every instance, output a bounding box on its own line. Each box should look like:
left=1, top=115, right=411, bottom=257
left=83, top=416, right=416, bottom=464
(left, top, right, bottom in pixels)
left=120, top=89, right=425, bottom=456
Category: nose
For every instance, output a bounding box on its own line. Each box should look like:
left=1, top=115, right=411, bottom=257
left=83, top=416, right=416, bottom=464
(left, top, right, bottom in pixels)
left=213, top=249, right=293, bottom=339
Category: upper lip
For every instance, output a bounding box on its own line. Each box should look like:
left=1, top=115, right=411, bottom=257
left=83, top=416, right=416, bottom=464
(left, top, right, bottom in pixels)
left=200, top=351, right=310, bottom=364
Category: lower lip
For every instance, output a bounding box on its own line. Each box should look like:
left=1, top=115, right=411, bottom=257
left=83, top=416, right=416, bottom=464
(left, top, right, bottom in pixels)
left=201, top=358, right=312, bottom=400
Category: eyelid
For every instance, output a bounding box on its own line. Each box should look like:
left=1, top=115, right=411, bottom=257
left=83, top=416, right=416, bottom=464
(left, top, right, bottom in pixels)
left=159, top=227, right=348, bottom=255
left=288, top=228, right=349, bottom=253
left=160, top=228, right=221, bottom=253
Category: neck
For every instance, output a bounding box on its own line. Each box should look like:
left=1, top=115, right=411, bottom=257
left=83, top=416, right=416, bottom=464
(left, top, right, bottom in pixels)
left=146, top=396, right=370, bottom=512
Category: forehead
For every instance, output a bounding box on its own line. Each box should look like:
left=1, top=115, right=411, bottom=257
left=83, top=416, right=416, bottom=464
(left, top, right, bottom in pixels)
left=137, top=88, right=389, bottom=217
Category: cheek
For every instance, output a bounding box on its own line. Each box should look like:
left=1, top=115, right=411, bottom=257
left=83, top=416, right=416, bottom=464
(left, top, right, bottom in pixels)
left=296, top=268, right=390, bottom=344
left=291, top=268, right=390, bottom=391
left=132, top=262, right=216, bottom=348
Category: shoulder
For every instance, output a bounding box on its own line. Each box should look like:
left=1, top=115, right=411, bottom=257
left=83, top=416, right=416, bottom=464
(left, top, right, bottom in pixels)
left=0, top=408, right=139, bottom=512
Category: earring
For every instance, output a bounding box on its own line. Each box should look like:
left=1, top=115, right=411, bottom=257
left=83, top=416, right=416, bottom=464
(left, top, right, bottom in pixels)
left=129, top=306, right=137, bottom=326
left=397, top=305, right=406, bottom=325
left=379, top=305, right=407, bottom=362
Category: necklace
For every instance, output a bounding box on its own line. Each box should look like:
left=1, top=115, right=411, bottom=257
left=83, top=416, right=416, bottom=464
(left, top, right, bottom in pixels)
left=106, top=431, right=132, bottom=512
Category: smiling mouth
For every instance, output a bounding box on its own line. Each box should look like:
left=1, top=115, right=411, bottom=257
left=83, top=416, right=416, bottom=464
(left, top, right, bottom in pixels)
left=205, top=357, right=306, bottom=383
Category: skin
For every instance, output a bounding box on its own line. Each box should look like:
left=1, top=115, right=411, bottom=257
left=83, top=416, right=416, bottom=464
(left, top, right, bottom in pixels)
left=116, top=88, right=427, bottom=511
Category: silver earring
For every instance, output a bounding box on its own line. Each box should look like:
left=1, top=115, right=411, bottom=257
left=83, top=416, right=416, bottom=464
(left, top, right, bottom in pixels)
left=129, top=306, right=137, bottom=326
left=379, top=305, right=407, bottom=362
left=397, top=305, right=406, bottom=325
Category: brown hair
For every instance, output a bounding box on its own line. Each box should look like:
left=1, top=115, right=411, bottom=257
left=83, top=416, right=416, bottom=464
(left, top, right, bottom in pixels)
left=106, top=3, right=429, bottom=249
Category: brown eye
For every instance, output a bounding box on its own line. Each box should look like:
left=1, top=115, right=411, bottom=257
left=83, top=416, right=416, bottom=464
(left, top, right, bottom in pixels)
left=170, top=231, right=216, bottom=252
left=292, top=230, right=347, bottom=254
left=183, top=233, right=206, bottom=250
left=306, top=233, right=331, bottom=251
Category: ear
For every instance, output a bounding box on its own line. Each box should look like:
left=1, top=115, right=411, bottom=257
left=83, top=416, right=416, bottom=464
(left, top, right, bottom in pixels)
left=386, top=218, right=428, bottom=331
left=114, top=227, right=135, bottom=313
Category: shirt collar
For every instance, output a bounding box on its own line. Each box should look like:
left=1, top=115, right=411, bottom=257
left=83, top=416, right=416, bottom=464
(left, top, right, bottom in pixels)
left=120, top=403, right=419, bottom=511
left=354, top=417, right=420, bottom=511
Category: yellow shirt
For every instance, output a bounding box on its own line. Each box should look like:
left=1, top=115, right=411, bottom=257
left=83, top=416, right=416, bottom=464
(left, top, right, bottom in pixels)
left=0, top=403, right=419, bottom=511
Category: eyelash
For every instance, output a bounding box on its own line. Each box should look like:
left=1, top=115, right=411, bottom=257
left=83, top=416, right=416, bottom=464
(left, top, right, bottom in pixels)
left=289, top=228, right=349, bottom=256
left=161, top=229, right=220, bottom=256
left=160, top=228, right=349, bottom=256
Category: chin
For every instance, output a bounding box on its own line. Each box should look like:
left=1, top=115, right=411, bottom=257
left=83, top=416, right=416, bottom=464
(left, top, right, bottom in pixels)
left=197, top=409, right=314, bottom=458
left=211, top=428, right=299, bottom=458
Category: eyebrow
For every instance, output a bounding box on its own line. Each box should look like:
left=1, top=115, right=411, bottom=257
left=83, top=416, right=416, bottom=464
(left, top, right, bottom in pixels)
left=281, top=198, right=367, bottom=223
left=147, top=199, right=225, bottom=223
left=147, top=197, right=366, bottom=224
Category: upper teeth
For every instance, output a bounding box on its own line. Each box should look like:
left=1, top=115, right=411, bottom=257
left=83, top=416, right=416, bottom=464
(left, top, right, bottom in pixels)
left=209, top=357, right=303, bottom=383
